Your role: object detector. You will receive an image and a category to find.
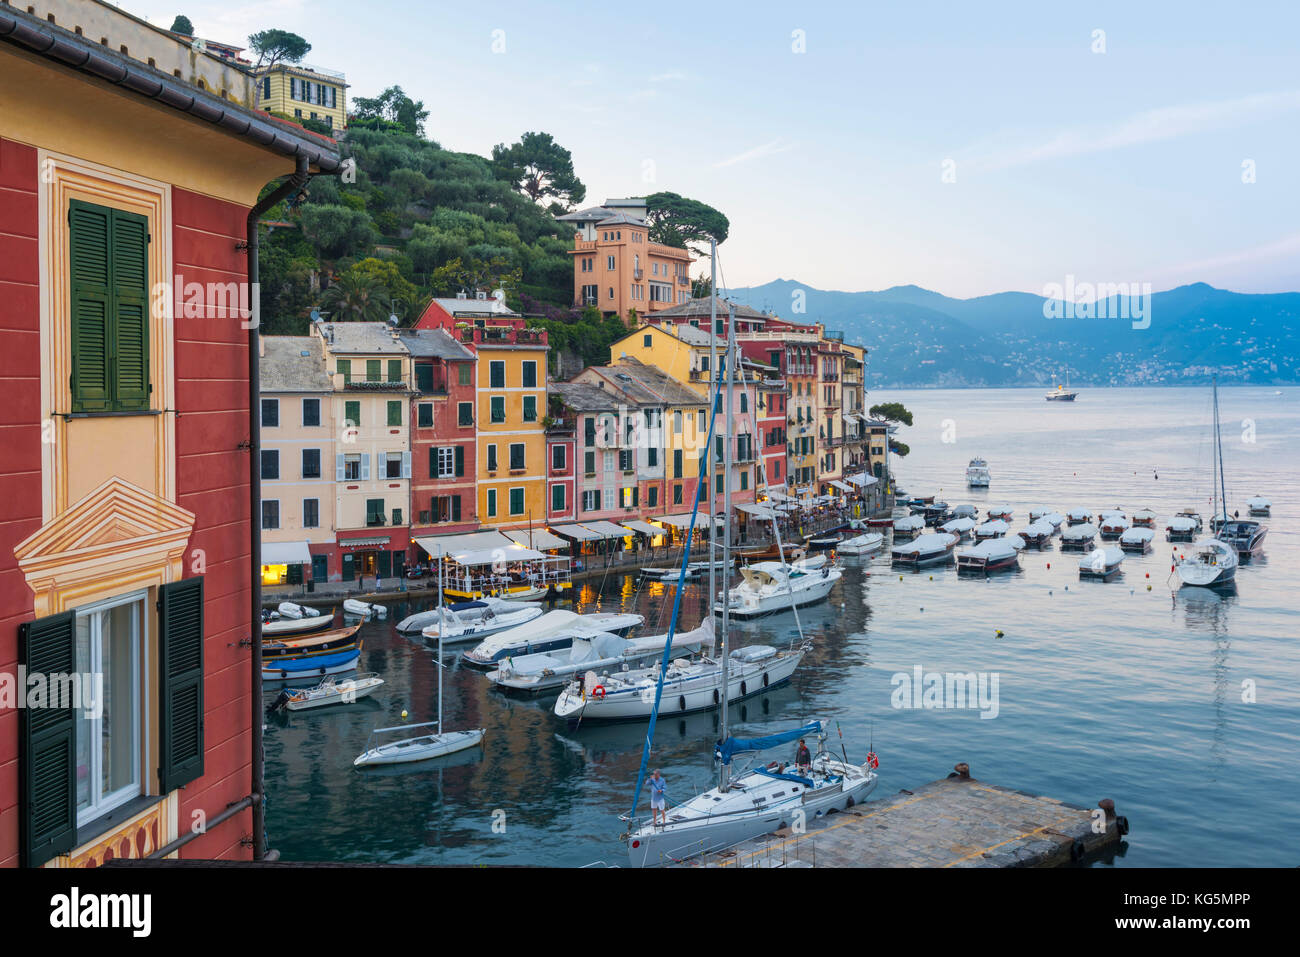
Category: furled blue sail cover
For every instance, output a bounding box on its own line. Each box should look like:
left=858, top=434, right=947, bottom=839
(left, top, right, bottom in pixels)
left=714, top=720, right=824, bottom=765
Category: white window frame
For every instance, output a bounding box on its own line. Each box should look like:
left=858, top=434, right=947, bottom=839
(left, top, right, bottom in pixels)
left=437, top=446, right=455, bottom=478
left=75, top=589, right=146, bottom=827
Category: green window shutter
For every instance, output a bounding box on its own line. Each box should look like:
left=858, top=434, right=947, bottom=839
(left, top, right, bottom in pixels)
left=69, top=202, right=112, bottom=412
left=387, top=400, right=401, bottom=427
left=366, top=359, right=380, bottom=381
left=18, top=611, right=78, bottom=867
left=345, top=400, right=360, bottom=426
left=454, top=445, right=464, bottom=477
left=387, top=359, right=401, bottom=382
left=428, top=447, right=437, bottom=478
left=452, top=495, right=461, bottom=521
left=336, top=359, right=351, bottom=384
left=111, top=209, right=150, bottom=410
left=159, top=577, right=205, bottom=792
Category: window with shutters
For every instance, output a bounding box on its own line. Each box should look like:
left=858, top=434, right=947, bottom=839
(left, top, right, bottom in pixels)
left=387, top=359, right=402, bottom=382
left=490, top=396, right=506, bottom=423
left=344, top=400, right=360, bottom=428
left=648, top=486, right=658, bottom=507
left=73, top=592, right=144, bottom=824
left=489, top=360, right=506, bottom=388
left=458, top=363, right=473, bottom=386
left=415, top=363, right=434, bottom=394
left=336, top=359, right=352, bottom=384
left=673, top=483, right=683, bottom=505
left=302, top=448, right=321, bottom=479
left=68, top=200, right=151, bottom=413
left=418, top=403, right=433, bottom=428
left=302, top=398, right=321, bottom=427
left=387, top=400, right=402, bottom=427
left=437, top=446, right=455, bottom=478
left=261, top=449, right=279, bottom=480
left=261, top=398, right=279, bottom=427
left=366, top=498, right=386, bottom=526
left=522, top=361, right=537, bottom=388
left=509, top=487, right=525, bottom=515
left=486, top=489, right=497, bottom=517
left=510, top=443, right=525, bottom=471
left=523, top=395, right=537, bottom=422
left=458, top=402, right=473, bottom=426
left=552, top=445, right=566, bottom=471
left=584, top=451, right=595, bottom=475
left=366, top=359, right=381, bottom=382
left=261, top=500, right=279, bottom=529
left=303, top=498, right=320, bottom=528
left=486, top=444, right=498, bottom=471
left=385, top=452, right=403, bottom=479
left=582, top=489, right=599, bottom=512
left=344, top=454, right=361, bottom=481
left=552, top=484, right=565, bottom=513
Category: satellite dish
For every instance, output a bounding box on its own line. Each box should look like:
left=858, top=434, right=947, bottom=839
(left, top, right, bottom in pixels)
left=310, top=308, right=322, bottom=322
left=388, top=315, right=400, bottom=326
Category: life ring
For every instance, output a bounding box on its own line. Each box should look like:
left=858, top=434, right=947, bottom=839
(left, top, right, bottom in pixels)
left=592, top=684, right=606, bottom=699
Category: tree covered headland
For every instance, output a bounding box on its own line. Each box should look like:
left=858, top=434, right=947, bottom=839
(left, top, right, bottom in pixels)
left=254, top=63, right=729, bottom=372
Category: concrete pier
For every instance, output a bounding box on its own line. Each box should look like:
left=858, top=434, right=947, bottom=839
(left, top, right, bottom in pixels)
left=688, top=764, right=1127, bottom=868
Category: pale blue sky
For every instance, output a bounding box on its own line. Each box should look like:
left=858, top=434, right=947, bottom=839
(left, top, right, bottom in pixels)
left=133, top=0, right=1300, bottom=297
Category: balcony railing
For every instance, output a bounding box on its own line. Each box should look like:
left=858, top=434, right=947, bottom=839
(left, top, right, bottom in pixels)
left=677, top=275, right=689, bottom=285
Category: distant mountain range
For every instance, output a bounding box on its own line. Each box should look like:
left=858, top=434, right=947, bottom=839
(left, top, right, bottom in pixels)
left=726, top=280, right=1300, bottom=388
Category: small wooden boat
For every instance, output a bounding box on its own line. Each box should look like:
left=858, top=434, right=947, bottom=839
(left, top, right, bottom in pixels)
left=986, top=506, right=1014, bottom=522
left=974, top=519, right=1009, bottom=541
left=939, top=517, right=977, bottom=540
left=1098, top=512, right=1130, bottom=540
left=1247, top=496, right=1271, bottom=517
left=892, top=516, right=925, bottom=539
left=835, top=532, right=884, bottom=555
left=1017, top=520, right=1055, bottom=549
left=1166, top=515, right=1199, bottom=542
left=957, top=539, right=1020, bottom=574
left=1119, top=527, right=1155, bottom=554
left=1079, top=546, right=1125, bottom=581
left=261, top=608, right=337, bottom=637
left=921, top=502, right=951, bottom=526
left=1131, top=509, right=1158, bottom=528
left=948, top=504, right=979, bottom=520
left=269, top=673, right=384, bottom=712
left=1060, top=522, right=1098, bottom=551
left=891, top=532, right=958, bottom=568
left=344, top=599, right=387, bottom=618
left=264, top=623, right=361, bottom=658
left=1066, top=508, right=1094, bottom=526
left=353, top=721, right=485, bottom=767
left=262, top=644, right=362, bottom=681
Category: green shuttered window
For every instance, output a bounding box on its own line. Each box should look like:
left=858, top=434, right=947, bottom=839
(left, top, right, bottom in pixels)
left=69, top=199, right=150, bottom=413
left=159, top=577, right=205, bottom=792
left=19, top=611, right=78, bottom=867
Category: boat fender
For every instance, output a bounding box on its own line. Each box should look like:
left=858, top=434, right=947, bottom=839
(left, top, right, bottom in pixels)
left=762, top=672, right=769, bottom=688
left=678, top=695, right=686, bottom=711
left=740, top=681, right=747, bottom=696
left=592, top=684, right=606, bottom=699
left=845, top=795, right=855, bottom=808
left=1116, top=815, right=1130, bottom=835
left=1069, top=839, right=1087, bottom=864
left=712, top=689, right=719, bottom=705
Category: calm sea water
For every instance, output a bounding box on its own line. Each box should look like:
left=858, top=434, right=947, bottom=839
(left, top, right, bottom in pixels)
left=264, top=386, right=1300, bottom=867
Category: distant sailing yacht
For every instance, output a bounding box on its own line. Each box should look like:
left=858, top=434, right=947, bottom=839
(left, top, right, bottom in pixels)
left=1045, top=371, right=1079, bottom=401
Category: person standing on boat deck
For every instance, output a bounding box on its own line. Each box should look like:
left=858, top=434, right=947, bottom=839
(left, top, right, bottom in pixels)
left=649, top=770, right=667, bottom=826
left=795, top=739, right=812, bottom=773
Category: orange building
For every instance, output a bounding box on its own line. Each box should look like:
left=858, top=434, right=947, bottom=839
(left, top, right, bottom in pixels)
left=557, top=198, right=693, bottom=319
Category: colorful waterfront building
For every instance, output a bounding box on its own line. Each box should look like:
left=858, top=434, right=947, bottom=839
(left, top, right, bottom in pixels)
left=544, top=395, right=577, bottom=524
left=413, top=298, right=549, bottom=532
left=259, top=337, right=336, bottom=588
left=841, top=343, right=870, bottom=478
left=0, top=2, right=339, bottom=866
left=401, top=328, right=479, bottom=552
left=255, top=61, right=348, bottom=132
left=815, top=331, right=845, bottom=494
left=557, top=198, right=693, bottom=319
left=548, top=381, right=637, bottom=530
left=753, top=359, right=788, bottom=493
left=312, top=322, right=412, bottom=584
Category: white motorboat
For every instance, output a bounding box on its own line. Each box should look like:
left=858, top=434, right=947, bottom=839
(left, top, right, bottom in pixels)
left=714, top=561, right=842, bottom=619
left=1060, top=522, right=1098, bottom=551
left=957, top=539, right=1020, bottom=574
left=1175, top=508, right=1203, bottom=532
left=892, top=515, right=925, bottom=538
left=261, top=608, right=337, bottom=637
left=489, top=620, right=713, bottom=694
left=1175, top=538, right=1238, bottom=587
left=835, top=532, right=885, bottom=555
left=417, top=600, right=544, bottom=642
left=985, top=506, right=1014, bottom=522
left=555, top=642, right=804, bottom=721
left=974, top=519, right=1010, bottom=540
left=891, top=532, right=958, bottom=567
left=461, top=609, right=644, bottom=667
left=1119, top=527, right=1155, bottom=553
left=353, top=723, right=484, bottom=767
left=965, top=457, right=991, bottom=487
left=1079, top=546, right=1125, bottom=580
left=1166, top=515, right=1199, bottom=542
left=948, top=504, right=979, bottom=520
left=344, top=598, right=387, bottom=618
left=1247, top=496, right=1271, bottom=517
left=1016, top=520, right=1055, bottom=548
left=1066, top=508, right=1093, bottom=526
left=269, top=673, right=384, bottom=712
left=624, top=722, right=877, bottom=867
left=397, top=596, right=541, bottom=635
left=276, top=601, right=322, bottom=620
left=1212, top=519, right=1267, bottom=556
left=939, top=517, right=977, bottom=539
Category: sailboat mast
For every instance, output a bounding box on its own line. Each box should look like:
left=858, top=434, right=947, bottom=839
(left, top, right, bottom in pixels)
left=1214, top=376, right=1228, bottom=524
left=719, top=302, right=736, bottom=792
left=708, top=239, right=718, bottom=655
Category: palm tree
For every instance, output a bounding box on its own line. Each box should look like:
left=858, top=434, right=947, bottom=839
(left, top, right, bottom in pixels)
left=319, top=273, right=393, bottom=323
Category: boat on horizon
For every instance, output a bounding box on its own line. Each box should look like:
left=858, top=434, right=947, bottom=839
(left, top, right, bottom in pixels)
left=966, top=457, right=991, bottom=487
left=1045, top=371, right=1079, bottom=401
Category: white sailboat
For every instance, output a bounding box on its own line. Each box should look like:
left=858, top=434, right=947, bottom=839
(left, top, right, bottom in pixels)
left=713, top=560, right=842, bottom=619
left=1175, top=378, right=1238, bottom=589
left=355, top=548, right=484, bottom=766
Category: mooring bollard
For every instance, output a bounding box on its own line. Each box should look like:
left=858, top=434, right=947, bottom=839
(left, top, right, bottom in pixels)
left=949, top=762, right=971, bottom=780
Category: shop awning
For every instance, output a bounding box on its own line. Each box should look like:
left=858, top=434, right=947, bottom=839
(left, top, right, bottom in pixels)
left=655, top=513, right=722, bottom=529
left=550, top=523, right=604, bottom=541
left=504, top=528, right=569, bottom=551
left=579, top=520, right=633, bottom=540
left=262, top=540, right=312, bottom=565
left=339, top=536, right=390, bottom=549
left=735, top=503, right=778, bottom=520
left=845, top=473, right=879, bottom=487
left=451, top=545, right=546, bottom=565
left=415, top=530, right=515, bottom=557
left=620, top=520, right=662, bottom=537
left=830, top=480, right=854, bottom=493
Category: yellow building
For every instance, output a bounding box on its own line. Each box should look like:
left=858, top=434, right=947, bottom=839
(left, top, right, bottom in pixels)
left=256, top=62, right=348, bottom=131
left=469, top=324, right=550, bottom=530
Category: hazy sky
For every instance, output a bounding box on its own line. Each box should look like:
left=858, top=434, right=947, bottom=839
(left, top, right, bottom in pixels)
left=133, top=0, right=1300, bottom=298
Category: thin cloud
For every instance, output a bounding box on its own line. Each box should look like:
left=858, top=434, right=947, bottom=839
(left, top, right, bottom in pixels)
left=1162, top=232, right=1300, bottom=278
left=965, top=90, right=1300, bottom=171
left=713, top=138, right=797, bottom=168
left=649, top=71, right=686, bottom=83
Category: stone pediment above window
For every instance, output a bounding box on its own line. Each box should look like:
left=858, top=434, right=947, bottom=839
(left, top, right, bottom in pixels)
left=14, top=477, right=196, bottom=616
